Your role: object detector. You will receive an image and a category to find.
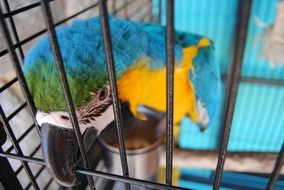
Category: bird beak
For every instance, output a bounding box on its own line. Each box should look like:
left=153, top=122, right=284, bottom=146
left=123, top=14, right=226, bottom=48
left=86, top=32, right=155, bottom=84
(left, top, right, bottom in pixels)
left=41, top=123, right=98, bottom=187
left=41, top=123, right=79, bottom=186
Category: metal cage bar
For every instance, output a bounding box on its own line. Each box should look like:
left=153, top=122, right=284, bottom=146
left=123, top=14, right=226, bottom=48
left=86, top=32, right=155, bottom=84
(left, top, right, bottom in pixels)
left=1, top=0, right=282, bottom=190
left=13, top=139, right=40, bottom=175
left=39, top=0, right=95, bottom=188
left=7, top=103, right=27, bottom=121
left=221, top=74, right=284, bottom=87
left=0, top=106, right=39, bottom=190
left=213, top=0, right=252, bottom=189
left=165, top=0, right=175, bottom=185
left=2, top=0, right=25, bottom=60
left=0, top=147, right=23, bottom=190
left=98, top=1, right=130, bottom=190
left=266, top=142, right=284, bottom=190
left=3, top=2, right=41, bottom=18
left=0, top=1, right=99, bottom=58
left=25, top=165, right=46, bottom=189
left=0, top=124, right=22, bottom=189
left=0, top=77, right=18, bottom=93
left=6, top=124, right=35, bottom=153
left=0, top=121, right=7, bottom=145
left=0, top=151, right=189, bottom=190
left=43, top=178, right=54, bottom=190
left=0, top=5, right=40, bottom=136
left=2, top=0, right=55, bottom=18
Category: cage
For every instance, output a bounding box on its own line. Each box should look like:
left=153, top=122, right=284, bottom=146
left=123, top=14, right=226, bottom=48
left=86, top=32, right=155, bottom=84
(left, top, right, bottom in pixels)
left=0, top=0, right=283, bottom=190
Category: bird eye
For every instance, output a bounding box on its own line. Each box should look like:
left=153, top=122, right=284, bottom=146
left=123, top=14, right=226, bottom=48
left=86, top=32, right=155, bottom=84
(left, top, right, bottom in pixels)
left=60, top=115, right=69, bottom=120
left=99, top=87, right=108, bottom=101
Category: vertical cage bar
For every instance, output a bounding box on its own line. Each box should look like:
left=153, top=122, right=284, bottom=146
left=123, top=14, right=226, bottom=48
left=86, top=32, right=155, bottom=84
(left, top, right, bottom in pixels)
left=0, top=121, right=7, bottom=145
left=165, top=0, right=174, bottom=185
left=3, top=0, right=25, bottom=60
left=98, top=1, right=130, bottom=189
left=213, top=0, right=252, bottom=189
left=39, top=0, right=95, bottom=188
left=0, top=5, right=40, bottom=136
left=0, top=106, right=39, bottom=190
left=266, top=142, right=284, bottom=190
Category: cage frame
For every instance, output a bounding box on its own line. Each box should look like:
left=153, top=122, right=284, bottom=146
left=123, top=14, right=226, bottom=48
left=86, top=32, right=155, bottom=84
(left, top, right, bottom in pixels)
left=0, top=0, right=283, bottom=189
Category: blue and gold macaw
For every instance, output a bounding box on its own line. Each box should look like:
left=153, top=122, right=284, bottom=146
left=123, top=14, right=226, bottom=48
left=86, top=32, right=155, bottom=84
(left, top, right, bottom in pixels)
left=23, top=16, right=220, bottom=186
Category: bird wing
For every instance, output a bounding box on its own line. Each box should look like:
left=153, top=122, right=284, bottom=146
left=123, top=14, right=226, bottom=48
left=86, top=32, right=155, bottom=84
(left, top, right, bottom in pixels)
left=135, top=22, right=221, bottom=124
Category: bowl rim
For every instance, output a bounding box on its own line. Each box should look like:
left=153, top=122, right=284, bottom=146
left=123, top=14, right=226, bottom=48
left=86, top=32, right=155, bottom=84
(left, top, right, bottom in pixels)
left=98, top=135, right=163, bottom=155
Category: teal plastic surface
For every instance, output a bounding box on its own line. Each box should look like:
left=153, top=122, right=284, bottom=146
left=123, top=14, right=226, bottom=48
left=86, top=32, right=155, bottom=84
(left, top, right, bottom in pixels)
left=178, top=168, right=284, bottom=189
left=154, top=0, right=284, bottom=152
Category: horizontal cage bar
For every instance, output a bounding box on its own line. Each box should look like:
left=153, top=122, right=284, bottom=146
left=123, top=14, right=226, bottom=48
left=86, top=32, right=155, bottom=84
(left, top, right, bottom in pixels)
left=6, top=124, right=35, bottom=153
left=2, top=0, right=55, bottom=18
left=7, top=103, right=27, bottom=121
left=3, top=0, right=25, bottom=60
left=0, top=105, right=39, bottom=189
left=0, top=152, right=190, bottom=190
left=0, top=6, right=40, bottom=136
left=0, top=2, right=99, bottom=57
left=15, top=143, right=41, bottom=175
left=0, top=77, right=18, bottom=93
left=1, top=1, right=282, bottom=190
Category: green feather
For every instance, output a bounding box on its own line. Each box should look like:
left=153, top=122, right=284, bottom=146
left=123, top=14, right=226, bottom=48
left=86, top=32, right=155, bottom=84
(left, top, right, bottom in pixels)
left=25, top=62, right=109, bottom=112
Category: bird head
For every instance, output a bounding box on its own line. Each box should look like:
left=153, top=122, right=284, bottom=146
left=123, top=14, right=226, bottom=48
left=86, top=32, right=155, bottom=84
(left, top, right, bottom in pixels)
left=36, top=86, right=114, bottom=135
left=36, top=85, right=117, bottom=187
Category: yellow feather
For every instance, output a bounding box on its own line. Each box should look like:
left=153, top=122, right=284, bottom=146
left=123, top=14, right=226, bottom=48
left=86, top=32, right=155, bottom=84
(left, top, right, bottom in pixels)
left=118, top=38, right=210, bottom=125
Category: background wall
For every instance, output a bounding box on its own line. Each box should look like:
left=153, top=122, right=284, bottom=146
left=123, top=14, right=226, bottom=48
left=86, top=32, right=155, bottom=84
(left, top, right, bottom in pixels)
left=155, top=0, right=284, bottom=152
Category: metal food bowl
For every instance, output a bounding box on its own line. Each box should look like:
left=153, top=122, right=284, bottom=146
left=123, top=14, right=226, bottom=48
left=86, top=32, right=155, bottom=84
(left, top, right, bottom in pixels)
left=99, top=106, right=165, bottom=181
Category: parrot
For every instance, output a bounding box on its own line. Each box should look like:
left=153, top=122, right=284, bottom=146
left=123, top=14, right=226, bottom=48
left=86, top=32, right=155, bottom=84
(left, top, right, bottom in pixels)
left=23, top=16, right=220, bottom=186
